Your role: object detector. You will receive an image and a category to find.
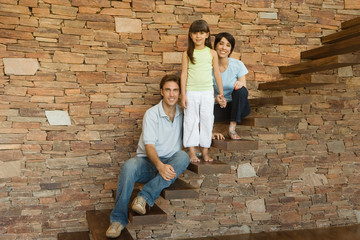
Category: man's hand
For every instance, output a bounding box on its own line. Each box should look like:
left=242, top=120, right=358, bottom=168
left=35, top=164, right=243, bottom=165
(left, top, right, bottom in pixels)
left=158, top=163, right=177, bottom=181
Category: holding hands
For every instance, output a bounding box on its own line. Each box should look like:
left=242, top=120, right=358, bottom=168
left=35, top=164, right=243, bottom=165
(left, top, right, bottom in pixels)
left=216, top=94, right=227, bottom=108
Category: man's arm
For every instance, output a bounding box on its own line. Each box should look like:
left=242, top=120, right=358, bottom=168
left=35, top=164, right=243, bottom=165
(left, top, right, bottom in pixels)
left=145, top=144, right=177, bottom=181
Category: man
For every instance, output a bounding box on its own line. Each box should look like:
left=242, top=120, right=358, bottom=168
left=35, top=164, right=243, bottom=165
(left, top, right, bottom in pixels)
left=106, top=74, right=190, bottom=238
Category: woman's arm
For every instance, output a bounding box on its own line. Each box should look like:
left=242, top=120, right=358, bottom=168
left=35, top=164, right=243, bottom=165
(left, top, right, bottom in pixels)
left=180, top=51, right=188, bottom=109
left=234, top=75, right=246, bottom=90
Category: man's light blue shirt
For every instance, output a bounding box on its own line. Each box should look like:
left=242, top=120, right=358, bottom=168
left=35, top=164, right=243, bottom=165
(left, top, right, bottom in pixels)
left=136, top=100, right=183, bottom=159
left=213, top=58, right=248, bottom=102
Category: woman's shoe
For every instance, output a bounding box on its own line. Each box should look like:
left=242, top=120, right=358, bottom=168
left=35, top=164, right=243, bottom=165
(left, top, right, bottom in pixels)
left=228, top=130, right=241, bottom=140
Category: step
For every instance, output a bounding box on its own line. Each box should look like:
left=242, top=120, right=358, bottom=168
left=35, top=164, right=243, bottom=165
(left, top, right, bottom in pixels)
left=128, top=190, right=167, bottom=225
left=160, top=178, right=199, bottom=199
left=279, top=53, right=360, bottom=74
left=241, top=117, right=300, bottom=127
left=341, top=16, right=360, bottom=30
left=129, top=203, right=167, bottom=225
left=212, top=138, right=258, bottom=151
left=258, top=74, right=338, bottom=90
left=187, top=160, right=231, bottom=174
left=58, top=231, right=90, bottom=240
left=249, top=96, right=311, bottom=107
left=116, top=179, right=198, bottom=200
left=321, top=24, right=360, bottom=44
left=301, top=35, right=360, bottom=60
left=86, top=209, right=134, bottom=240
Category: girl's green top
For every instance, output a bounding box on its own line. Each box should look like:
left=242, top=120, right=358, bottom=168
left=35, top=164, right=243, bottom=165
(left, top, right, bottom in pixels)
left=186, top=46, right=214, bottom=91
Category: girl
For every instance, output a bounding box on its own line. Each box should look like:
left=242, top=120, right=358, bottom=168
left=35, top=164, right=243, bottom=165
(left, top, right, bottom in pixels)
left=181, top=19, right=225, bottom=163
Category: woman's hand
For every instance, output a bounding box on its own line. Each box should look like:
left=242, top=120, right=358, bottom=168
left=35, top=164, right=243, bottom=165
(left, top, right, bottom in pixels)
left=234, top=81, right=244, bottom=90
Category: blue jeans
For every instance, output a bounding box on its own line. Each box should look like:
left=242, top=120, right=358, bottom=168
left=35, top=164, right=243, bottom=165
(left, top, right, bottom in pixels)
left=109, top=150, right=190, bottom=226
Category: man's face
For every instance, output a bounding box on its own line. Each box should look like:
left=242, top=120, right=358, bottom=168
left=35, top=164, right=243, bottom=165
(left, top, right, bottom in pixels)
left=161, top=81, right=180, bottom=107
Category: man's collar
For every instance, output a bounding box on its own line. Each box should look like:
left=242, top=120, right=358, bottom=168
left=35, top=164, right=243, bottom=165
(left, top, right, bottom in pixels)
left=159, top=100, right=180, bottom=118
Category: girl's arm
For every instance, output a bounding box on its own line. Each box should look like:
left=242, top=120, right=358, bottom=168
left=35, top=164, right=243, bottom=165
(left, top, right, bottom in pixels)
left=211, top=49, right=224, bottom=96
left=234, top=75, right=246, bottom=90
left=180, top=51, right=188, bottom=109
left=211, top=49, right=226, bottom=108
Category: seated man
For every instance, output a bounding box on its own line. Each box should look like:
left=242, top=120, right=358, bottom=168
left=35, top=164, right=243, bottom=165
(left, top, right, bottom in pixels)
left=106, top=74, right=190, bottom=238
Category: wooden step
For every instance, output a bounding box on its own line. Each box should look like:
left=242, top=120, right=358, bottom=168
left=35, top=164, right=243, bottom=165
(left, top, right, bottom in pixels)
left=258, top=74, right=338, bottom=90
left=86, top=209, right=134, bottom=240
left=279, top=53, right=360, bottom=74
left=212, top=138, right=258, bottom=151
left=58, top=231, right=90, bottom=240
left=160, top=178, right=199, bottom=199
left=240, top=117, right=301, bottom=127
left=341, top=16, right=360, bottom=30
left=301, top=35, right=360, bottom=60
left=321, top=24, right=360, bottom=44
left=187, top=160, right=231, bottom=174
left=129, top=203, right=167, bottom=225
left=249, top=96, right=311, bottom=107
left=128, top=190, right=167, bottom=225
left=116, top=179, right=198, bottom=201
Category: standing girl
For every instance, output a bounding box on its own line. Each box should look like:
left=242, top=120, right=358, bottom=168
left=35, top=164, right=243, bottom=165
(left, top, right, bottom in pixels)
left=181, top=19, right=225, bottom=163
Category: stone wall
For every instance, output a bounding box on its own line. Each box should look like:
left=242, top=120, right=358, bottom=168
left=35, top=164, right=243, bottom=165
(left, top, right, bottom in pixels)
left=1, top=0, right=360, bottom=239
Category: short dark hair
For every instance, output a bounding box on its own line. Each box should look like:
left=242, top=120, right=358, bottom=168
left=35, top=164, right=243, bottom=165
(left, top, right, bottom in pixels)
left=214, top=32, right=236, bottom=57
left=160, top=74, right=180, bottom=90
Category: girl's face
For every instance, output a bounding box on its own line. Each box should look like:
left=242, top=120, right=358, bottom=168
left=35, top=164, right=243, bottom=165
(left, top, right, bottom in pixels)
left=215, top=37, right=232, bottom=58
left=190, top=31, right=209, bottom=48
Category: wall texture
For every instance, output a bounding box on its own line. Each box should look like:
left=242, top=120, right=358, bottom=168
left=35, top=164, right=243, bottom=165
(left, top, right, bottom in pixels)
left=0, top=0, right=360, bottom=239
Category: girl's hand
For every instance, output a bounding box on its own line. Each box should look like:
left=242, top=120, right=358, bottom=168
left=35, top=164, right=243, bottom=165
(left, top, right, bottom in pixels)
left=181, top=95, right=188, bottom=109
left=234, top=81, right=244, bottom=90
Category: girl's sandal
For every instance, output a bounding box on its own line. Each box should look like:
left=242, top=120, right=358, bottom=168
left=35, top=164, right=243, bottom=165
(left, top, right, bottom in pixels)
left=228, top=130, right=241, bottom=140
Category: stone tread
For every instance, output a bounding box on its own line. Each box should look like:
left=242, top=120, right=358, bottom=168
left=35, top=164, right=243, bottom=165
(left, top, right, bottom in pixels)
left=279, top=53, right=360, bottom=74
left=86, top=210, right=134, bottom=240
left=321, top=24, right=360, bottom=44
left=301, top=35, right=360, bottom=60
left=58, top=231, right=90, bottom=240
left=187, top=160, right=231, bottom=175
left=258, top=74, right=339, bottom=90
left=341, top=16, right=360, bottom=29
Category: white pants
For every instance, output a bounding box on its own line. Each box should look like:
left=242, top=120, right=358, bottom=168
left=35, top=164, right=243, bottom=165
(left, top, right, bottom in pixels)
left=183, top=90, right=214, bottom=148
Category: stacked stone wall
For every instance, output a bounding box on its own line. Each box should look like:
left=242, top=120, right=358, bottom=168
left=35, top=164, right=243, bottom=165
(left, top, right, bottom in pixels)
left=0, top=0, right=360, bottom=239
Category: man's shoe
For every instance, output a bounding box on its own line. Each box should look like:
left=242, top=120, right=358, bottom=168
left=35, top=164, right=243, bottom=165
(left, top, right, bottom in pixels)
left=131, top=196, right=147, bottom=215
left=106, top=222, right=124, bottom=238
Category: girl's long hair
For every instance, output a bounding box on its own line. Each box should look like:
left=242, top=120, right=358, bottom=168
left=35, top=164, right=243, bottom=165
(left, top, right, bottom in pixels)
left=187, top=20, right=212, bottom=64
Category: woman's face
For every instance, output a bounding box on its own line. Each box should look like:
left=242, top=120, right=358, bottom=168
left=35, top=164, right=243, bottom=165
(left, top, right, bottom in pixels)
left=215, top=37, right=232, bottom=59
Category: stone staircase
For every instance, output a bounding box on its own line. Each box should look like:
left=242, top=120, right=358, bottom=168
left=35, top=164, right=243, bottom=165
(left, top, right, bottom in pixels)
left=57, top=16, right=360, bottom=240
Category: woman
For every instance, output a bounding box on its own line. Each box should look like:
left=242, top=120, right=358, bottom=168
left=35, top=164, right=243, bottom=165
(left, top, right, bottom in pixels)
left=212, top=32, right=250, bottom=140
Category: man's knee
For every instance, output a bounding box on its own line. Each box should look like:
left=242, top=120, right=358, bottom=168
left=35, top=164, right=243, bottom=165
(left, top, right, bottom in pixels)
left=172, top=150, right=190, bottom=168
left=120, top=158, right=139, bottom=177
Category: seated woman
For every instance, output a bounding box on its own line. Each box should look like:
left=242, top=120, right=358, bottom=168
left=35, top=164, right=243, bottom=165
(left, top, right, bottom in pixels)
left=213, top=32, right=250, bottom=140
